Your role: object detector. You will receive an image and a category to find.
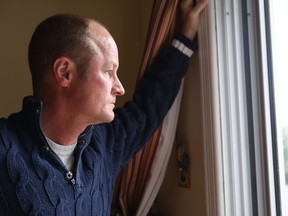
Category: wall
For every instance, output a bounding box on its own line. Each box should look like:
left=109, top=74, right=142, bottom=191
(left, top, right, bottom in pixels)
left=156, top=54, right=206, bottom=216
left=0, top=0, right=142, bottom=116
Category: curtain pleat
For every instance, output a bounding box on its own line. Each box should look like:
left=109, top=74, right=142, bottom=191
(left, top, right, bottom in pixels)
left=136, top=82, right=184, bottom=216
left=115, top=0, right=180, bottom=215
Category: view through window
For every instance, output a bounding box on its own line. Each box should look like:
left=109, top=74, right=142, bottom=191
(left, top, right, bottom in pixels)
left=269, top=0, right=288, bottom=214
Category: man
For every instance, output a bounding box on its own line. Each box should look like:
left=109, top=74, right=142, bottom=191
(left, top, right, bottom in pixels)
left=0, top=0, right=208, bottom=215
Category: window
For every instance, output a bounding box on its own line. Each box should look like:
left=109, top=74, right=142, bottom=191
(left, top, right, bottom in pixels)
left=200, top=0, right=287, bottom=215
left=267, top=0, right=288, bottom=214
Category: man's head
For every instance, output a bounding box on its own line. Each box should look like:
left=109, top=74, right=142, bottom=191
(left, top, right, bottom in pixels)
left=28, top=14, right=93, bottom=94
left=29, top=14, right=125, bottom=124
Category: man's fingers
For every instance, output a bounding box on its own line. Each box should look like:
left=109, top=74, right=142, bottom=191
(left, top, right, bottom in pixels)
left=181, top=0, right=195, bottom=8
left=181, top=0, right=208, bottom=17
left=180, top=0, right=208, bottom=39
left=193, top=0, right=208, bottom=14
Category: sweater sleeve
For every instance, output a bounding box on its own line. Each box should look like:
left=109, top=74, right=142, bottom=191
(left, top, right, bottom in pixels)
left=106, top=34, right=196, bottom=171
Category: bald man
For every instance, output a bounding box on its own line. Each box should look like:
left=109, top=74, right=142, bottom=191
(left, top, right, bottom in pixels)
left=0, top=0, right=208, bottom=215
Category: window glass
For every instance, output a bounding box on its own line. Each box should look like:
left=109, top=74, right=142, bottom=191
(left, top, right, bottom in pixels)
left=269, top=0, right=288, bottom=214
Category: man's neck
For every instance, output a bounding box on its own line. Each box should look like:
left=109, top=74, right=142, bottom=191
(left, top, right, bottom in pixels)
left=40, top=105, right=88, bottom=146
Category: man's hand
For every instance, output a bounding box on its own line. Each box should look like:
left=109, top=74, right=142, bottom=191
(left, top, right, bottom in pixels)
left=180, top=0, right=208, bottom=40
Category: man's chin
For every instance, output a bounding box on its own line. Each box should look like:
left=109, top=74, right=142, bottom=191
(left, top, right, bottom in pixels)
left=103, top=113, right=115, bottom=123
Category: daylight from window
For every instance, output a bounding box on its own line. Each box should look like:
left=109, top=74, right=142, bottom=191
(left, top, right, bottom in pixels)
left=269, top=0, right=288, bottom=214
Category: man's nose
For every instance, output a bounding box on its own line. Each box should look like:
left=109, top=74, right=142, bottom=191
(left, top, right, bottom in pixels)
left=113, top=78, right=125, bottom=96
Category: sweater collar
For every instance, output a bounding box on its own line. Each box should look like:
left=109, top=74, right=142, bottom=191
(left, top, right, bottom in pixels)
left=22, top=96, right=94, bottom=146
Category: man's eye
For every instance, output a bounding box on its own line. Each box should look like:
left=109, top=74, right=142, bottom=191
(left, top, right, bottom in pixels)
left=105, top=70, right=113, bottom=77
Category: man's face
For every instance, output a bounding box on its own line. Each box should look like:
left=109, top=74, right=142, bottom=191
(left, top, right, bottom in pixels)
left=71, top=24, right=125, bottom=125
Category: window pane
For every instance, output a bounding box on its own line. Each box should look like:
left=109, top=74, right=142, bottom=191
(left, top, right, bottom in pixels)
left=269, top=0, right=288, bottom=214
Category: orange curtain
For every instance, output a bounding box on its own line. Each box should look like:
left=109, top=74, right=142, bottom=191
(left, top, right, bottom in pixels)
left=115, top=0, right=180, bottom=215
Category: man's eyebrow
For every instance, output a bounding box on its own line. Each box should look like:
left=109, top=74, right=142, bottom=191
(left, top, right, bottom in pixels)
left=105, top=62, right=119, bottom=69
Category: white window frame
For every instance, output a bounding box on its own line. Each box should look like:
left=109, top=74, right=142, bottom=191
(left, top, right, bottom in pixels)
left=199, top=0, right=278, bottom=215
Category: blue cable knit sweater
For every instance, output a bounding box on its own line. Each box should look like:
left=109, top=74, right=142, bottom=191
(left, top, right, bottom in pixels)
left=0, top=34, right=194, bottom=216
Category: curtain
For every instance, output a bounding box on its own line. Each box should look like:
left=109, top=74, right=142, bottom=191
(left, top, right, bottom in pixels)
left=115, top=0, right=182, bottom=215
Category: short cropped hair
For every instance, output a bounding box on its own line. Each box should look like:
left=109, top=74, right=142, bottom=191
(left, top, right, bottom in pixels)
left=28, top=14, right=93, bottom=94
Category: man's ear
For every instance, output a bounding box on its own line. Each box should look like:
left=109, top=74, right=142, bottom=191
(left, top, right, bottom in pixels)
left=53, top=57, right=75, bottom=87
